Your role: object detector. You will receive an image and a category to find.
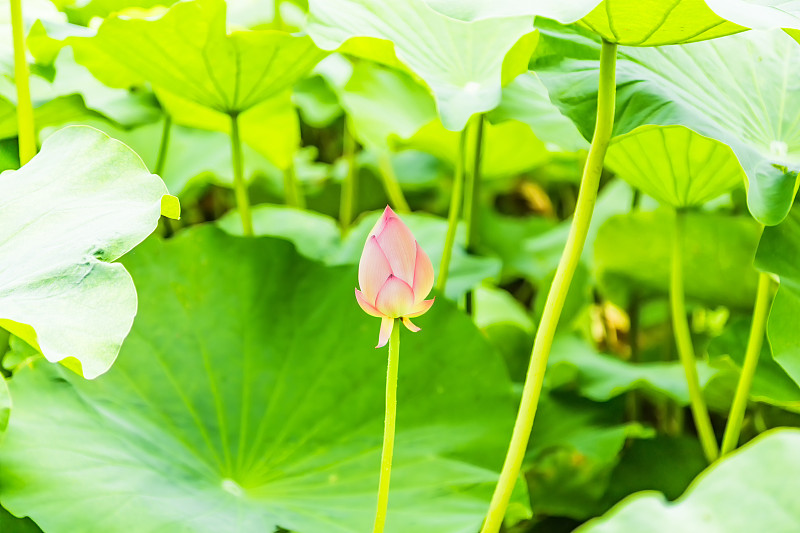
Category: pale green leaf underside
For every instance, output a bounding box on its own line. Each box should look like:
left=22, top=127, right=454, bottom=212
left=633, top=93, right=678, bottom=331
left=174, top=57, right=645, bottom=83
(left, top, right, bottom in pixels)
left=755, top=204, right=800, bottom=388
left=580, top=0, right=745, bottom=46
left=420, top=0, right=600, bottom=23
left=307, top=0, right=535, bottom=130
left=706, top=0, right=800, bottom=30
left=606, top=125, right=745, bottom=207
left=536, top=25, right=800, bottom=224
left=0, top=126, right=169, bottom=379
left=0, top=227, right=516, bottom=533
left=577, top=429, right=800, bottom=532
left=594, top=211, right=761, bottom=309
left=69, top=0, right=325, bottom=114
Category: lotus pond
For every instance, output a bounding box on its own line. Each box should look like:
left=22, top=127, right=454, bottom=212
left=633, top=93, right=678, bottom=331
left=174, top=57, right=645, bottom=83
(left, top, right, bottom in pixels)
left=2, top=1, right=800, bottom=532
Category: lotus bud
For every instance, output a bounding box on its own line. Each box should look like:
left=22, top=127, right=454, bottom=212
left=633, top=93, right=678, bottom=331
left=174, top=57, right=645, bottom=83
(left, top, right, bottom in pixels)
left=355, top=206, right=435, bottom=348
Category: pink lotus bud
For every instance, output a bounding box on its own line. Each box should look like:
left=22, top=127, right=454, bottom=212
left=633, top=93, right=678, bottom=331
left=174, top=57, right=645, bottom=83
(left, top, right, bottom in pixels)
left=355, top=206, right=435, bottom=348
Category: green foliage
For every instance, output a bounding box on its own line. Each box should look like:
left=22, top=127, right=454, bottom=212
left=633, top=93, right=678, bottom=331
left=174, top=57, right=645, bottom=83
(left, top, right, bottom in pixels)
left=0, top=226, right=516, bottom=533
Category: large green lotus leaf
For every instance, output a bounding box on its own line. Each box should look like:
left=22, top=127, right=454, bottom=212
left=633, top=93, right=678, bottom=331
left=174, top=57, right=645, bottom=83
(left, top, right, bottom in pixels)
left=0, top=226, right=516, bottom=533
left=535, top=23, right=800, bottom=225
left=547, top=336, right=718, bottom=405
left=307, top=0, right=535, bottom=131
left=705, top=0, right=800, bottom=30
left=606, top=125, right=746, bottom=207
left=0, top=126, right=174, bottom=379
left=332, top=211, right=501, bottom=300
left=577, top=428, right=800, bottom=532
left=0, top=504, right=41, bottom=533
left=420, top=0, right=600, bottom=23
left=579, top=0, right=744, bottom=46
left=66, top=0, right=325, bottom=115
left=594, top=210, right=760, bottom=309
left=755, top=202, right=800, bottom=388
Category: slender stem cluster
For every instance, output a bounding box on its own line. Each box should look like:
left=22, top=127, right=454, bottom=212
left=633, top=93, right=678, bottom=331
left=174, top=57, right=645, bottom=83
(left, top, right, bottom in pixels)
left=377, top=152, right=411, bottom=214
left=436, top=128, right=469, bottom=293
left=373, top=318, right=401, bottom=533
left=480, top=40, right=618, bottom=533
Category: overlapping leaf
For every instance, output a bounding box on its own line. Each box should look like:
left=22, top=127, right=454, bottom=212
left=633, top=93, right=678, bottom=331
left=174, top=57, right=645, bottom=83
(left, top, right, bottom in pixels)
left=0, top=226, right=516, bottom=533
left=578, top=429, right=800, bottom=532
left=0, top=126, right=175, bottom=378
left=535, top=23, right=800, bottom=224
left=307, top=0, right=535, bottom=130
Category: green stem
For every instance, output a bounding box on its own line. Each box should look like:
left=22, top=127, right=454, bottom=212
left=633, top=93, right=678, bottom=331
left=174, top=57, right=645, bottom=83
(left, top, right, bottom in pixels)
left=464, top=115, right=485, bottom=315
left=229, top=113, right=253, bottom=237
left=283, top=161, right=305, bottom=208
left=154, top=115, right=172, bottom=176
left=373, top=318, right=400, bottom=533
left=464, top=114, right=485, bottom=254
left=435, top=127, right=468, bottom=293
left=670, top=210, right=718, bottom=463
left=480, top=40, right=618, bottom=533
left=377, top=151, right=410, bottom=214
left=720, top=271, right=773, bottom=456
left=340, top=121, right=358, bottom=232
left=10, top=0, right=35, bottom=165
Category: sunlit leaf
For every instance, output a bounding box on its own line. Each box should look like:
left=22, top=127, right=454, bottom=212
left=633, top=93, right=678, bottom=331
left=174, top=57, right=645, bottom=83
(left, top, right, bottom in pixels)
left=705, top=0, right=800, bottom=30
left=0, top=126, right=174, bottom=378
left=420, top=0, right=600, bottom=23
left=605, top=125, right=745, bottom=207
left=535, top=22, right=800, bottom=224
left=580, top=0, right=744, bottom=46
left=578, top=428, right=800, bottom=532
left=307, top=0, right=535, bottom=130
left=0, top=226, right=516, bottom=533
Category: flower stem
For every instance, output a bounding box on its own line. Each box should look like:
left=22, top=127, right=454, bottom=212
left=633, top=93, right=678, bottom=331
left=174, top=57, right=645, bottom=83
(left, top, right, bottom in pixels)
left=229, top=113, right=253, bottom=237
left=720, top=271, right=773, bottom=456
left=10, top=0, right=35, bottom=165
left=377, top=151, right=410, bottom=214
left=340, top=120, right=358, bottom=232
left=670, top=210, right=719, bottom=463
left=373, top=318, right=400, bottom=533
left=155, top=115, right=172, bottom=176
left=480, top=40, right=617, bottom=533
left=435, top=127, right=468, bottom=293
left=283, top=161, right=305, bottom=208
left=464, top=114, right=485, bottom=315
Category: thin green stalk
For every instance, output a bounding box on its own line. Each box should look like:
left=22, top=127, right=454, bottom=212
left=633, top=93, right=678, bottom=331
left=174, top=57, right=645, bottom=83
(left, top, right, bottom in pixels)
left=377, top=151, right=410, bottom=214
left=373, top=319, right=400, bottom=533
left=464, top=115, right=485, bottom=315
left=10, top=0, right=35, bottom=164
left=340, top=121, right=358, bottom=231
left=229, top=113, right=253, bottom=237
left=435, top=127, right=468, bottom=293
left=155, top=115, right=172, bottom=176
left=720, top=271, right=773, bottom=456
left=480, top=40, right=618, bottom=533
left=283, top=162, right=305, bottom=208
left=671, top=210, right=718, bottom=463
left=464, top=114, right=485, bottom=253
